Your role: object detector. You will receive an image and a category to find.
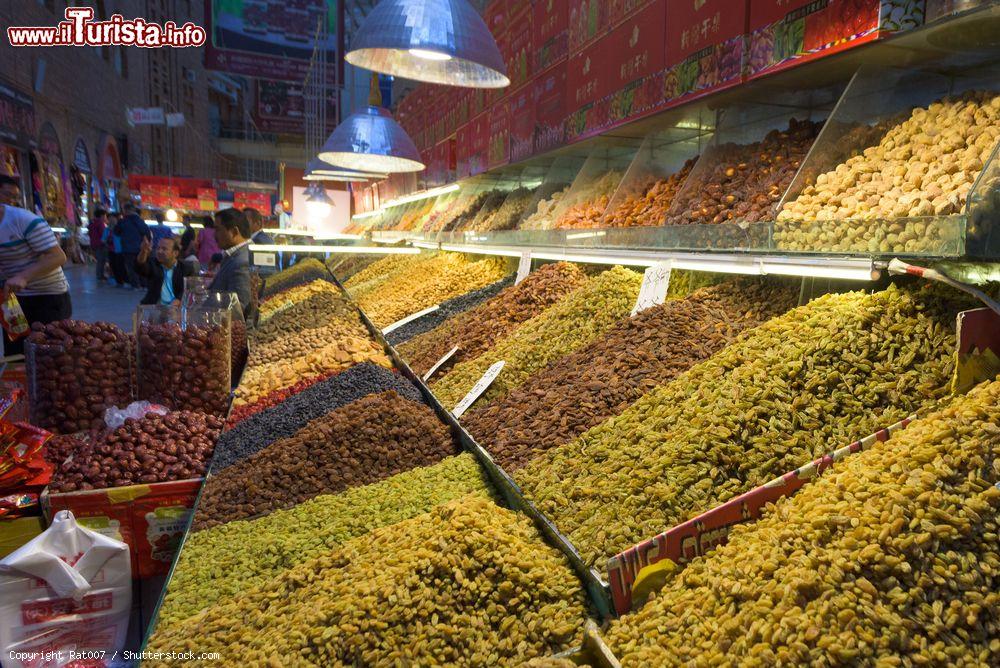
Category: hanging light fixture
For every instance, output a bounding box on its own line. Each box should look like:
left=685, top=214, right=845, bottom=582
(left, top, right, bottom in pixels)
left=318, top=105, right=424, bottom=173
left=304, top=183, right=334, bottom=221
left=304, top=157, right=387, bottom=181
left=346, top=0, right=509, bottom=89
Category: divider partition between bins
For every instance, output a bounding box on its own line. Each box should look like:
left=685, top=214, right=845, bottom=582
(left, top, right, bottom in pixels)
left=327, top=264, right=615, bottom=621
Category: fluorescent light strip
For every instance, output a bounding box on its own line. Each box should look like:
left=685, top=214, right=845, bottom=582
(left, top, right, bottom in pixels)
left=564, top=231, right=607, bottom=240
left=249, top=244, right=419, bottom=255
left=352, top=209, right=383, bottom=221
left=760, top=261, right=879, bottom=282
left=263, top=228, right=317, bottom=236
left=383, top=183, right=462, bottom=209
left=313, top=233, right=365, bottom=241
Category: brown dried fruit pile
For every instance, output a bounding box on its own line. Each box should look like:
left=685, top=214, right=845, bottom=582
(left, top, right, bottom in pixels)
left=398, top=262, right=588, bottom=376
left=464, top=279, right=799, bottom=470
left=245, top=319, right=373, bottom=368
left=516, top=285, right=959, bottom=572
left=604, top=158, right=697, bottom=228
left=148, top=495, right=587, bottom=667
left=668, top=117, right=822, bottom=225
left=606, top=378, right=1000, bottom=666
left=258, top=277, right=340, bottom=321
left=252, top=289, right=363, bottom=347
left=193, top=391, right=460, bottom=529
left=430, top=266, right=643, bottom=409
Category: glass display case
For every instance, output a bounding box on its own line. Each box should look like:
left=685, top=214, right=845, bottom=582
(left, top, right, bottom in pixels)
left=774, top=63, right=1000, bottom=257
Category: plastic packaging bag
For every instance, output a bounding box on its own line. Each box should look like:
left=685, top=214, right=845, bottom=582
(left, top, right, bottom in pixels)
left=103, top=401, right=168, bottom=431
left=0, top=510, right=131, bottom=667
left=1, top=294, right=29, bottom=341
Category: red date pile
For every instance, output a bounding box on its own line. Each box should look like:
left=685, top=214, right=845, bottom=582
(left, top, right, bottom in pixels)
left=193, top=391, right=458, bottom=529
left=138, top=321, right=231, bottom=417
left=26, top=320, right=134, bottom=434
left=50, top=410, right=224, bottom=492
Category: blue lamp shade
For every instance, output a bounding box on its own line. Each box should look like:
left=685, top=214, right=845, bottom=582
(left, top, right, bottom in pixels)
left=318, top=106, right=425, bottom=174
left=346, top=0, right=510, bottom=89
left=304, top=157, right=387, bottom=181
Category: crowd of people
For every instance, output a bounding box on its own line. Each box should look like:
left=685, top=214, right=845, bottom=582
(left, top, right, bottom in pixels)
left=0, top=174, right=275, bottom=356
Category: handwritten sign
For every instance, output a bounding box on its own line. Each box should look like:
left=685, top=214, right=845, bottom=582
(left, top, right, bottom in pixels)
left=382, top=304, right=441, bottom=335
left=631, top=261, right=671, bottom=316
left=423, top=345, right=460, bottom=382
left=453, top=361, right=505, bottom=418
left=515, top=251, right=533, bottom=285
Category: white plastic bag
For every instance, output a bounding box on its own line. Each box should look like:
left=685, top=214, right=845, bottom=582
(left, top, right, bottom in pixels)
left=103, top=401, right=169, bottom=431
left=0, top=510, right=132, bottom=668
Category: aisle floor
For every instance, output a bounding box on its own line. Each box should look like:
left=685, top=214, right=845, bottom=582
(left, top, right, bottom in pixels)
left=64, top=261, right=143, bottom=330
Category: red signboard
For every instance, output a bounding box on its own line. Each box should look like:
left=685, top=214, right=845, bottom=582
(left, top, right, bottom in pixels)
left=509, top=86, right=535, bottom=163
left=485, top=0, right=508, bottom=36
left=469, top=112, right=490, bottom=176
left=568, top=0, right=612, bottom=54
left=746, top=0, right=915, bottom=79
left=204, top=0, right=343, bottom=82
left=567, top=40, right=612, bottom=112
left=534, top=0, right=569, bottom=72
left=609, top=0, right=655, bottom=28
left=533, top=61, right=567, bottom=155
left=506, top=3, right=535, bottom=90
left=608, top=0, right=666, bottom=91
left=456, top=122, right=472, bottom=179
left=254, top=79, right=338, bottom=134
left=488, top=101, right=510, bottom=169
left=662, top=0, right=748, bottom=106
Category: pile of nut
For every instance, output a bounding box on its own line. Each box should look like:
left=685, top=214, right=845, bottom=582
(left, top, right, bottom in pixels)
left=138, top=320, right=231, bottom=417
left=251, top=291, right=366, bottom=347
left=552, top=171, right=625, bottom=230
left=464, top=279, right=799, bottom=470
left=214, top=362, right=424, bottom=471
left=430, top=266, right=643, bottom=409
left=460, top=189, right=510, bottom=231
left=479, top=187, right=535, bottom=231
left=156, top=454, right=492, bottom=627
left=234, top=334, right=391, bottom=407
left=246, top=319, right=373, bottom=368
left=50, top=410, right=223, bottom=492
left=604, top=158, right=697, bottom=228
left=261, top=258, right=329, bottom=299
left=354, top=252, right=509, bottom=329
left=195, top=391, right=459, bottom=528
left=147, top=495, right=587, bottom=667
left=776, top=91, right=1000, bottom=253
left=399, top=262, right=588, bottom=376
left=668, top=117, right=822, bottom=225
left=515, top=285, right=959, bottom=571
left=606, top=378, right=1000, bottom=665
left=25, top=320, right=134, bottom=434
left=327, top=253, right=381, bottom=282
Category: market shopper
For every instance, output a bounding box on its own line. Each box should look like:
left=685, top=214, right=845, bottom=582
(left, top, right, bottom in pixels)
left=246, top=208, right=274, bottom=245
left=0, top=174, right=21, bottom=207
left=149, top=210, right=174, bottom=246
left=89, top=208, right=108, bottom=281
left=179, top=216, right=197, bottom=257
left=209, top=208, right=252, bottom=317
left=196, top=216, right=221, bottom=267
left=105, top=213, right=128, bottom=287
left=135, top=235, right=189, bottom=306
left=116, top=203, right=152, bottom=289
left=0, top=197, right=71, bottom=355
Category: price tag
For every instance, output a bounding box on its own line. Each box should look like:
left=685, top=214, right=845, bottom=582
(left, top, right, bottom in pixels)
left=423, top=345, right=460, bottom=382
left=452, top=361, right=505, bottom=418
left=382, top=304, right=441, bottom=335
left=515, top=251, right=532, bottom=285
left=631, top=261, right=672, bottom=317
left=253, top=252, right=276, bottom=267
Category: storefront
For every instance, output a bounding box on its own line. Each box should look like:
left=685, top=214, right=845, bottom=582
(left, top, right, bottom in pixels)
left=0, top=81, right=35, bottom=209
left=35, top=122, right=75, bottom=226
left=70, top=138, right=93, bottom=227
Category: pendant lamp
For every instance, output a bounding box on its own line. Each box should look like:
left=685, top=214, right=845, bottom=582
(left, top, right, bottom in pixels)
left=304, top=183, right=334, bottom=220
left=318, top=105, right=424, bottom=173
left=346, top=0, right=509, bottom=89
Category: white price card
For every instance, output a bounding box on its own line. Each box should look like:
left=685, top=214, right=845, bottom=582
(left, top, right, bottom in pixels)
left=515, top=251, right=532, bottom=285
left=253, top=252, right=276, bottom=267
left=452, top=361, right=505, bottom=418
left=423, top=345, right=460, bottom=382
left=631, top=261, right=672, bottom=317
left=382, top=304, right=441, bottom=335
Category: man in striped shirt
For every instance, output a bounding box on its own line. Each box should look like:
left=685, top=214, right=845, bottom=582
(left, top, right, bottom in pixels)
left=0, top=177, right=71, bottom=355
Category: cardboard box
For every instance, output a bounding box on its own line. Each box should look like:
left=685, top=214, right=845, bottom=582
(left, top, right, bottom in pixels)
left=488, top=101, right=511, bottom=169
left=662, top=0, right=748, bottom=107
left=533, top=0, right=569, bottom=73
left=606, top=417, right=914, bottom=615
left=532, top=61, right=568, bottom=155
left=0, top=516, right=44, bottom=558
left=509, top=86, right=535, bottom=163
left=746, top=0, right=925, bottom=80
left=42, top=479, right=202, bottom=579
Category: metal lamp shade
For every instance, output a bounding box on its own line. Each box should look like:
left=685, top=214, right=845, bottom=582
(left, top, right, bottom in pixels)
left=304, top=158, right=387, bottom=181
left=318, top=106, right=425, bottom=174
left=346, top=0, right=509, bottom=89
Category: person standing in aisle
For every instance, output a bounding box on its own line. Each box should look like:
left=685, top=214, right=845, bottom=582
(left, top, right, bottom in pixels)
left=135, top=235, right=189, bottom=306
left=149, top=210, right=174, bottom=246
left=209, top=208, right=252, bottom=317
left=116, top=202, right=151, bottom=289
left=196, top=216, right=221, bottom=268
left=0, top=197, right=71, bottom=354
left=245, top=208, right=274, bottom=245
left=179, top=215, right=197, bottom=257
left=106, top=213, right=127, bottom=286
left=88, top=208, right=108, bottom=281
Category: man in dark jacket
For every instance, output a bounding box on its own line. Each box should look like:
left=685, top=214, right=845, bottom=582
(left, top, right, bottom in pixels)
left=116, top=202, right=151, bottom=289
left=135, top=235, right=188, bottom=306
left=209, top=208, right=252, bottom=317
